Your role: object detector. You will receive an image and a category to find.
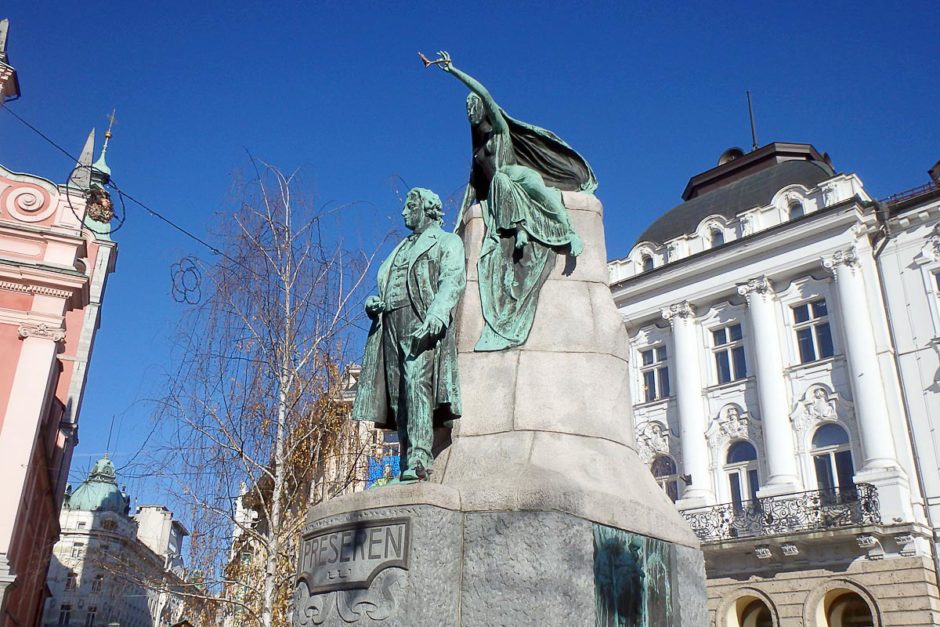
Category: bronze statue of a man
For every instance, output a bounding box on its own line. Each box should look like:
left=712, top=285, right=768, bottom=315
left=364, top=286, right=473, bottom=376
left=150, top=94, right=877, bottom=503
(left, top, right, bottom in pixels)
left=352, top=188, right=466, bottom=482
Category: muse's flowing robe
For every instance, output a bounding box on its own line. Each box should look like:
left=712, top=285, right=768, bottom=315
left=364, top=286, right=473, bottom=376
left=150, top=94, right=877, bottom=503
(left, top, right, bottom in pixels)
left=462, top=109, right=597, bottom=351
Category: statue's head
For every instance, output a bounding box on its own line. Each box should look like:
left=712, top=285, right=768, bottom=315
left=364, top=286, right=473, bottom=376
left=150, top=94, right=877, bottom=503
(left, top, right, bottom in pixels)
left=402, top=187, right=444, bottom=231
left=466, top=93, right=484, bottom=126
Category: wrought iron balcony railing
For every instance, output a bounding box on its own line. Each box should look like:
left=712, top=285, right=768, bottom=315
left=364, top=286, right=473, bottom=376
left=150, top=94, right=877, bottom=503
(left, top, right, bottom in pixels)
left=682, top=484, right=881, bottom=543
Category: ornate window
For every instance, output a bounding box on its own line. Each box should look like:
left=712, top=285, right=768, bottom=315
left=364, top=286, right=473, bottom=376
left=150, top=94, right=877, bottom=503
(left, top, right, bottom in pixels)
left=650, top=455, right=681, bottom=503
left=725, top=441, right=760, bottom=510
left=58, top=604, right=71, bottom=626
left=91, top=574, right=104, bottom=593
left=641, top=254, right=654, bottom=273
left=84, top=606, right=97, bottom=627
left=65, top=571, right=77, bottom=590
left=788, top=200, right=805, bottom=219
left=792, top=299, right=834, bottom=363
left=70, top=542, right=84, bottom=558
left=812, top=423, right=855, bottom=499
left=639, top=345, right=670, bottom=402
left=712, top=323, right=746, bottom=384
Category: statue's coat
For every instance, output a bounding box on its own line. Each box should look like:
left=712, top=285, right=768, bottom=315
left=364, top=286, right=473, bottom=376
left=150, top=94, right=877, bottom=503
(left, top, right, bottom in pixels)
left=352, top=224, right=465, bottom=429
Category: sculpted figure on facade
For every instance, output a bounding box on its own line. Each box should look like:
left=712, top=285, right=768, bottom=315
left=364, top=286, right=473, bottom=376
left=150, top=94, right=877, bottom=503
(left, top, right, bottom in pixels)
left=425, top=51, right=597, bottom=351
left=352, top=188, right=466, bottom=481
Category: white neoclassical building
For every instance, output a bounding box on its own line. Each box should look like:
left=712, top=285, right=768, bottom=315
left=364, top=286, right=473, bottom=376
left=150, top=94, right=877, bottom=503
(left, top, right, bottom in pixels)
left=609, top=143, right=940, bottom=626
left=42, top=457, right=188, bottom=627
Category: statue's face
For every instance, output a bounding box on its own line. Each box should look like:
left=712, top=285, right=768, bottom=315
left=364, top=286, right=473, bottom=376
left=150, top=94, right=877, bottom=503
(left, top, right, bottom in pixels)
left=466, top=95, right=484, bottom=126
left=402, top=192, right=429, bottom=231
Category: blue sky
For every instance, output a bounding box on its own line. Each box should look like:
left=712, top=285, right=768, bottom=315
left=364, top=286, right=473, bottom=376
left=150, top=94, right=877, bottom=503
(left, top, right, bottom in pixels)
left=1, top=2, right=937, bottom=505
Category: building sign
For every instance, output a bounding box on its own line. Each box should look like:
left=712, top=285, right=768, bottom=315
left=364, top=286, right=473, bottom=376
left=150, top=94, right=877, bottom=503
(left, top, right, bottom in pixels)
left=297, top=518, right=410, bottom=593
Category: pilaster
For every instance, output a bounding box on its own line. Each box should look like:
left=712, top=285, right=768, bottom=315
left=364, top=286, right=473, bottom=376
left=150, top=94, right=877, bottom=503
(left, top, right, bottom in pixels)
left=737, top=277, right=801, bottom=497
left=822, top=246, right=912, bottom=521
left=662, top=301, right=713, bottom=506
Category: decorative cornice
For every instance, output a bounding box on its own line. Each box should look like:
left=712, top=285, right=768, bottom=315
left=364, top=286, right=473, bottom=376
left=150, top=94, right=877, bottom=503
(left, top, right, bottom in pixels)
left=661, top=301, right=695, bottom=321
left=736, top=276, right=774, bottom=297
left=821, top=246, right=859, bottom=272
left=18, top=322, right=65, bottom=342
left=0, top=279, right=73, bottom=299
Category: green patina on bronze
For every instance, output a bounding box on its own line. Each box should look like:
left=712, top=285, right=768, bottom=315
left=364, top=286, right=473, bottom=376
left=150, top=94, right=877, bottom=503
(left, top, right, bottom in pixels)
left=432, top=51, right=597, bottom=351
left=593, top=524, right=675, bottom=627
left=352, top=188, right=466, bottom=482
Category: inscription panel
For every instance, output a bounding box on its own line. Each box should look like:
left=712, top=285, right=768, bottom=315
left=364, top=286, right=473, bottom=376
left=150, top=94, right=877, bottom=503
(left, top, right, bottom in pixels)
left=297, top=518, right=411, bottom=594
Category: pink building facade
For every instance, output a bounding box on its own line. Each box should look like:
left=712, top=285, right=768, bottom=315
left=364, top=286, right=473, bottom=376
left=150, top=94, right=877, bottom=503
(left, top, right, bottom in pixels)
left=0, top=23, right=117, bottom=627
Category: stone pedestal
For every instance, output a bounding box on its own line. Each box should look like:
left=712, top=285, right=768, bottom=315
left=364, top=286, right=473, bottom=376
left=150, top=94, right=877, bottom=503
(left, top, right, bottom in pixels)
left=293, top=192, right=706, bottom=626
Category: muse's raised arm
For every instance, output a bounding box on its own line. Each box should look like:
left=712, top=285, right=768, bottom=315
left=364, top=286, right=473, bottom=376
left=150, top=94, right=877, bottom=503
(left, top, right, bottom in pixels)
left=437, top=51, right=509, bottom=135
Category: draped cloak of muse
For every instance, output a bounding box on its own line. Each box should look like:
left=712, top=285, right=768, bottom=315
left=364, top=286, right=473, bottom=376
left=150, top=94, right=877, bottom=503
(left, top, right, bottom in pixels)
left=351, top=225, right=465, bottom=430
left=463, top=108, right=598, bottom=352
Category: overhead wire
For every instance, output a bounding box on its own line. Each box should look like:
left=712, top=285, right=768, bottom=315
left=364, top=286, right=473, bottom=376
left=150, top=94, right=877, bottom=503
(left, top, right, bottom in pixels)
left=1, top=105, right=265, bottom=280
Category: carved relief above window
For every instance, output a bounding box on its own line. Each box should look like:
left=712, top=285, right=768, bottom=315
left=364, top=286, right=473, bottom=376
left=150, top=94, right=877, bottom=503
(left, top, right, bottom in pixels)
left=789, top=384, right=855, bottom=451
left=706, top=404, right=760, bottom=450
left=634, top=420, right=677, bottom=464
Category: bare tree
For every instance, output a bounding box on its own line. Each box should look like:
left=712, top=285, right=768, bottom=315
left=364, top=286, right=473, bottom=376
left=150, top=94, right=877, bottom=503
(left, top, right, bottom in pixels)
left=148, top=163, right=380, bottom=626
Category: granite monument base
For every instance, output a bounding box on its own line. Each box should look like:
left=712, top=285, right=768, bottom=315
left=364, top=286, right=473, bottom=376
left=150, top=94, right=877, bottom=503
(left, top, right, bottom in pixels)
left=292, top=484, right=706, bottom=626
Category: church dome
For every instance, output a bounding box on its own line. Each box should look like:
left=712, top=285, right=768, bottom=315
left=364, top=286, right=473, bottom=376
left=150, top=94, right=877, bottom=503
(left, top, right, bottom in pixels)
left=65, top=456, right=130, bottom=515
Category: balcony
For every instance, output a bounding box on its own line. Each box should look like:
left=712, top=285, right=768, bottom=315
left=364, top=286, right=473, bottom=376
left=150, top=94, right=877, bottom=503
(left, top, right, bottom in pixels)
left=682, top=484, right=881, bottom=543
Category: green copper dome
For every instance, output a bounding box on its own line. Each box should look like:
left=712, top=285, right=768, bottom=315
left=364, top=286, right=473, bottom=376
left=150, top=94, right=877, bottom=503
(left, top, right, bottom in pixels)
left=65, top=456, right=129, bottom=514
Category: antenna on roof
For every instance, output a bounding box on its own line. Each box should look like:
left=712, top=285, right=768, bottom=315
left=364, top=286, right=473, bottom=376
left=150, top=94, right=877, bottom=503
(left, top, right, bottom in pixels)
left=106, top=414, right=115, bottom=455
left=746, top=90, right=759, bottom=151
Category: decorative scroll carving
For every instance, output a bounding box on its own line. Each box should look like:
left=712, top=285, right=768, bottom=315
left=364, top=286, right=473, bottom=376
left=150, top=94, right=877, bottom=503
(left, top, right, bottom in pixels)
left=780, top=543, right=799, bottom=557
left=822, top=246, right=859, bottom=272
left=706, top=405, right=758, bottom=449
left=820, top=182, right=842, bottom=207
left=914, top=224, right=940, bottom=265
left=736, top=276, right=774, bottom=297
left=754, top=545, right=772, bottom=559
left=635, top=421, right=672, bottom=464
left=789, top=385, right=854, bottom=447
left=661, top=301, right=694, bottom=322
left=293, top=569, right=405, bottom=625
left=1, top=182, right=56, bottom=223
left=17, top=322, right=65, bottom=342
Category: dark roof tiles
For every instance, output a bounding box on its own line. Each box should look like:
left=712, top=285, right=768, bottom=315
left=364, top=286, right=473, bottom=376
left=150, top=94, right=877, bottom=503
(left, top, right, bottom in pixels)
left=636, top=160, right=835, bottom=246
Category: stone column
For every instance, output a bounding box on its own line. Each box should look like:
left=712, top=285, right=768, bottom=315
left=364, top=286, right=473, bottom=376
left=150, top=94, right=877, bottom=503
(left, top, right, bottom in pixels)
left=0, top=324, right=62, bottom=558
left=737, top=277, right=801, bottom=496
left=822, top=248, right=898, bottom=470
left=662, top=302, right=713, bottom=505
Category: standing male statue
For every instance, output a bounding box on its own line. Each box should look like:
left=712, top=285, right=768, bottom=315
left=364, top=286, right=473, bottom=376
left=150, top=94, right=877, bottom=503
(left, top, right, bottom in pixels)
left=352, top=188, right=466, bottom=482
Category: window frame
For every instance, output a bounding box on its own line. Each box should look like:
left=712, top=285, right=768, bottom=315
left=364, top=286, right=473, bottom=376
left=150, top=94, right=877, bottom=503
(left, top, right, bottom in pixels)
left=650, top=455, right=681, bottom=503
left=724, top=440, right=760, bottom=510
left=638, top=344, right=670, bottom=403
left=711, top=322, right=747, bottom=384
left=791, top=298, right=835, bottom=364
left=811, top=423, right=856, bottom=499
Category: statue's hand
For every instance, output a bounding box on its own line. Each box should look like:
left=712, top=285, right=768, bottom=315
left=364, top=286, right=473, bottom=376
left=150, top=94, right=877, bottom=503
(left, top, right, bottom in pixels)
left=437, top=50, right=452, bottom=72
left=365, top=295, right=386, bottom=318
left=568, top=233, right=584, bottom=257
left=409, top=316, right=445, bottom=355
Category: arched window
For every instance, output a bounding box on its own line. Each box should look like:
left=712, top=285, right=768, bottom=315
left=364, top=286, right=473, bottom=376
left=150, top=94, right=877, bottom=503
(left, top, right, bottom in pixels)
left=710, top=227, right=725, bottom=248
left=650, top=455, right=680, bottom=503
left=812, top=423, right=855, bottom=501
left=788, top=200, right=805, bottom=219
left=641, top=254, right=654, bottom=273
left=826, top=591, right=874, bottom=627
left=740, top=599, right=773, bottom=627
left=725, top=441, right=759, bottom=510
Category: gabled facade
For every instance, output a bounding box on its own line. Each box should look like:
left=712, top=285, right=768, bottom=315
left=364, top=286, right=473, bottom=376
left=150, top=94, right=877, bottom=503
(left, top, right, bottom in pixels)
left=610, top=143, right=940, bottom=626
left=0, top=21, right=118, bottom=627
